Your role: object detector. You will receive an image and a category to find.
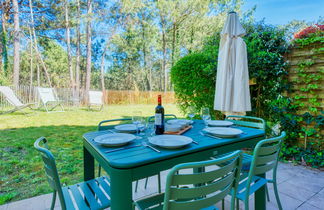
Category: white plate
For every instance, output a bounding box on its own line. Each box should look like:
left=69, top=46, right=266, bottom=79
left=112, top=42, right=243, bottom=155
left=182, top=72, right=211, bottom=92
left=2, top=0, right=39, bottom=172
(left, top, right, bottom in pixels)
left=114, top=124, right=144, bottom=133
left=203, top=127, right=243, bottom=138
left=208, top=120, right=233, bottom=127
left=94, top=133, right=136, bottom=147
left=165, top=124, right=182, bottom=132
left=148, top=135, right=193, bottom=149
left=167, top=119, right=193, bottom=125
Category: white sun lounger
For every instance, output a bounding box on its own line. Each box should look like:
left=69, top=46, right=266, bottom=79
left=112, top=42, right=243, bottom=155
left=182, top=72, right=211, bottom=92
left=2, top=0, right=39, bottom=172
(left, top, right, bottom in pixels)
left=0, top=86, right=34, bottom=114
left=88, top=90, right=103, bottom=111
left=36, top=87, right=64, bottom=112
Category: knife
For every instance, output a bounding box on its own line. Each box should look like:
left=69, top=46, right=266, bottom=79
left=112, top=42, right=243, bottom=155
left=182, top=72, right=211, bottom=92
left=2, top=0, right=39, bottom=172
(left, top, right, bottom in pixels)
left=105, top=144, right=141, bottom=153
left=200, top=131, right=222, bottom=139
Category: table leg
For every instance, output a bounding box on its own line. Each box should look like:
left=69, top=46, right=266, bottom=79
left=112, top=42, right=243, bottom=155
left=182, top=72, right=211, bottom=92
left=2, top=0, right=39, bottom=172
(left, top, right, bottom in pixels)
left=110, top=168, right=133, bottom=210
left=83, top=146, right=94, bottom=181
left=255, top=173, right=266, bottom=210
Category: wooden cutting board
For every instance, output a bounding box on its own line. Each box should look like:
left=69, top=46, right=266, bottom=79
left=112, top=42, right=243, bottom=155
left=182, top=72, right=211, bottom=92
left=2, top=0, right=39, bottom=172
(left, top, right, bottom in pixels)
left=164, top=126, right=192, bottom=135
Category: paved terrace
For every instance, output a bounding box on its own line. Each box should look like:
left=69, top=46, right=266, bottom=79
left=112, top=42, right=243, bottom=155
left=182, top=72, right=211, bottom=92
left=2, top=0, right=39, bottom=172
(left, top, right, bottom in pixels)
left=1, top=162, right=323, bottom=210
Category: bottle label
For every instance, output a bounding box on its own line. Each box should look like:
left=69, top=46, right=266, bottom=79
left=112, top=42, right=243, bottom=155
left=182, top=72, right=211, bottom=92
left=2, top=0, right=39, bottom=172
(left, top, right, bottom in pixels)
left=155, top=113, right=162, bottom=125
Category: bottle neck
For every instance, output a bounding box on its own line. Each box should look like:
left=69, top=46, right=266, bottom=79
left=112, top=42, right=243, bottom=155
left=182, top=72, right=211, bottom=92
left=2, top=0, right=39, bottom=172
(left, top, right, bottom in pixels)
left=158, top=95, right=162, bottom=105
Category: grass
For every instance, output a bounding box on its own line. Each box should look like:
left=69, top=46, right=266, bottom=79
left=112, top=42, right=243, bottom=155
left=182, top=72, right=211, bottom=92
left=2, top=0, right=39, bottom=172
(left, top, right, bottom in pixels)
left=0, top=104, right=184, bottom=204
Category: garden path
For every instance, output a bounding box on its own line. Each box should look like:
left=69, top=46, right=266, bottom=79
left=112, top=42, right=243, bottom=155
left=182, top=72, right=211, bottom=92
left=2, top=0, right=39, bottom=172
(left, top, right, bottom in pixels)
left=0, top=162, right=323, bottom=210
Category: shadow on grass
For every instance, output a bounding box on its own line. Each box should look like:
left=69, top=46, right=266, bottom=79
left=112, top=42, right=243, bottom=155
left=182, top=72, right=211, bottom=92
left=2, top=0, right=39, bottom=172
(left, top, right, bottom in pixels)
left=0, top=125, right=98, bottom=205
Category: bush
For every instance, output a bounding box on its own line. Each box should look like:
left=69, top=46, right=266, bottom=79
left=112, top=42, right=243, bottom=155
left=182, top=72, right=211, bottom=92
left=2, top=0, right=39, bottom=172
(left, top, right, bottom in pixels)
left=171, top=52, right=220, bottom=117
left=171, top=21, right=289, bottom=121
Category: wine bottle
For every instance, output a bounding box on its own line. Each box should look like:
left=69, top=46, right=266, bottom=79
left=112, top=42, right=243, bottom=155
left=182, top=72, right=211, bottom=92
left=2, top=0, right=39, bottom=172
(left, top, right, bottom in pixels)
left=155, top=95, right=165, bottom=135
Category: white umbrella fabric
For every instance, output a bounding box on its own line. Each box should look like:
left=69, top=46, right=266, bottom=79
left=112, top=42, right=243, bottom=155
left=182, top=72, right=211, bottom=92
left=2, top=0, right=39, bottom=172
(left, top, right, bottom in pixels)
left=214, top=12, right=251, bottom=116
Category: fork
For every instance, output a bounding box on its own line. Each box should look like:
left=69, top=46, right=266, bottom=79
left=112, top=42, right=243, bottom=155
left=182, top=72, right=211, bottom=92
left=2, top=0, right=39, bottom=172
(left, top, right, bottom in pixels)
left=142, top=142, right=161, bottom=153
left=200, top=131, right=222, bottom=139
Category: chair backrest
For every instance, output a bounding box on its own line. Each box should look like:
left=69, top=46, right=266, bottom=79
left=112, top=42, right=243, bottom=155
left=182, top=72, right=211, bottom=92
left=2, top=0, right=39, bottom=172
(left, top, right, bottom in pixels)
left=89, top=91, right=103, bottom=105
left=147, top=114, right=177, bottom=123
left=0, top=86, right=24, bottom=106
left=98, top=118, right=132, bottom=131
left=34, top=137, right=67, bottom=209
left=225, top=115, right=266, bottom=130
left=163, top=151, right=243, bottom=210
left=37, top=87, right=57, bottom=104
left=249, top=131, right=286, bottom=177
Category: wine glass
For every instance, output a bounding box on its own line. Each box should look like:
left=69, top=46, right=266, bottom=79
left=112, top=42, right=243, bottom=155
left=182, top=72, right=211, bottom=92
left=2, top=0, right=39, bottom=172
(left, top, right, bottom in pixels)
left=145, top=122, right=155, bottom=138
left=132, top=111, right=143, bottom=138
left=201, top=107, right=210, bottom=126
left=188, top=106, right=196, bottom=121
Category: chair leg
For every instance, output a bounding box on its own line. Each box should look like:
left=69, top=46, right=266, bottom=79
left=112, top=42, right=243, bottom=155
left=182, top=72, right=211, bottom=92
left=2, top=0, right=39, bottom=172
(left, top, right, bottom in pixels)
left=265, top=184, right=270, bottom=202
left=222, top=199, right=225, bottom=210
left=144, top=177, right=149, bottom=189
left=135, top=180, right=139, bottom=192
left=98, top=165, right=101, bottom=177
left=158, top=173, right=161, bottom=193
left=244, top=199, right=249, bottom=210
left=273, top=182, right=283, bottom=210
left=50, top=191, right=57, bottom=210
left=236, top=199, right=239, bottom=210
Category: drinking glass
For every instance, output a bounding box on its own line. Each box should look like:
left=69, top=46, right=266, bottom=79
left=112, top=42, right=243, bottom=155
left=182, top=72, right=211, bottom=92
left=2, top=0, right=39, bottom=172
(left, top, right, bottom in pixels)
left=201, top=107, right=210, bottom=118
left=145, top=122, right=155, bottom=138
left=201, top=107, right=210, bottom=126
left=188, top=106, right=196, bottom=121
left=203, top=114, right=211, bottom=126
left=132, top=111, right=143, bottom=138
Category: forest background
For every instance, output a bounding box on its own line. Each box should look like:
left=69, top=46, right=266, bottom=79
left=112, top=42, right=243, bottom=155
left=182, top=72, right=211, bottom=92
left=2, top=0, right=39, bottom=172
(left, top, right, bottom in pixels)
left=0, top=0, right=320, bottom=95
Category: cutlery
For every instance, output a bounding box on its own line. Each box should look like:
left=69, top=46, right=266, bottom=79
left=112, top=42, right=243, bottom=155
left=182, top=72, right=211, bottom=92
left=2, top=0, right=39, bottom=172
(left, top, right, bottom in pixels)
left=192, top=140, right=199, bottom=144
left=143, top=142, right=161, bottom=153
left=200, top=131, right=222, bottom=139
left=105, top=144, right=141, bottom=153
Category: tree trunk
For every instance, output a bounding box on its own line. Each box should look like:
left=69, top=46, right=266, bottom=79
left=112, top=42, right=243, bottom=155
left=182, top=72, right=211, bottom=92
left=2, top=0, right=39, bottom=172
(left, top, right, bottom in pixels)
left=75, top=0, right=81, bottom=101
left=12, top=0, right=20, bottom=86
left=100, top=47, right=106, bottom=101
left=29, top=0, right=52, bottom=87
left=85, top=0, right=92, bottom=103
left=65, top=0, right=74, bottom=89
left=28, top=26, right=33, bottom=100
left=1, top=0, right=9, bottom=76
left=171, top=23, right=176, bottom=68
left=37, top=63, right=40, bottom=86
left=162, top=30, right=167, bottom=92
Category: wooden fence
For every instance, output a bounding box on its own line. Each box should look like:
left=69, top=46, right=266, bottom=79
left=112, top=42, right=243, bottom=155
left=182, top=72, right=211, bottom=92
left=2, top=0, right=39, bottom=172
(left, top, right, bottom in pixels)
left=0, top=85, right=176, bottom=108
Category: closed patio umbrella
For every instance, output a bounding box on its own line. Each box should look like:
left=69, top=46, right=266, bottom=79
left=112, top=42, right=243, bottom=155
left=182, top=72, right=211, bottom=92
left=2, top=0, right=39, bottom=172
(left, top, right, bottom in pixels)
left=214, top=11, right=251, bottom=116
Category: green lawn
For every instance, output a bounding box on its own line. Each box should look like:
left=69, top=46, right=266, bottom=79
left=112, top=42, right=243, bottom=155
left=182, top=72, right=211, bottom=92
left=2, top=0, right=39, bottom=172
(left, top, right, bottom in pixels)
left=0, top=104, right=184, bottom=204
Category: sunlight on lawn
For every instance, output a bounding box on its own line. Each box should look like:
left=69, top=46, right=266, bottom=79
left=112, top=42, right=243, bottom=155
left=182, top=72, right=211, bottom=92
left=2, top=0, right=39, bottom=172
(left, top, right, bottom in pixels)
left=0, top=104, right=184, bottom=204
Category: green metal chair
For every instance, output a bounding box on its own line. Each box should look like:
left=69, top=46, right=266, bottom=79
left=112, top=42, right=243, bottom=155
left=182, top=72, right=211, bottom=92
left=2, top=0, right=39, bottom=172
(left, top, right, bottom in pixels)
left=143, top=114, right=178, bottom=191
left=225, top=115, right=266, bottom=130
left=147, top=114, right=177, bottom=123
left=34, top=137, right=111, bottom=210
left=97, top=118, right=132, bottom=177
left=234, top=132, right=286, bottom=210
left=98, top=118, right=158, bottom=193
left=213, top=116, right=266, bottom=171
left=134, top=150, right=243, bottom=210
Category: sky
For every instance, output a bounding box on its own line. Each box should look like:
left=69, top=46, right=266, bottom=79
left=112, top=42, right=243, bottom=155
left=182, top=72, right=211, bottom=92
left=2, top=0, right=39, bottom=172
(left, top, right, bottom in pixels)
left=242, top=0, right=324, bottom=25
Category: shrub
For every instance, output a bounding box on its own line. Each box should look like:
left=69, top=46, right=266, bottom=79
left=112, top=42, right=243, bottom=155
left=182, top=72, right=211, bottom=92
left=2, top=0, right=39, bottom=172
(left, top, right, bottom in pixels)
left=170, top=52, right=220, bottom=118
left=171, top=21, right=289, bottom=121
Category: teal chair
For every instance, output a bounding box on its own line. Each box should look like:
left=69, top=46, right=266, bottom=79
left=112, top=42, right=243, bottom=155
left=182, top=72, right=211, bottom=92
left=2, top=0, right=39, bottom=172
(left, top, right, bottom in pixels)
left=235, top=132, right=286, bottom=210
left=225, top=115, right=266, bottom=130
left=134, top=150, right=243, bottom=210
left=34, top=137, right=111, bottom=210
left=143, top=114, right=178, bottom=192
left=214, top=116, right=266, bottom=171
left=97, top=118, right=132, bottom=176
left=147, top=114, right=177, bottom=123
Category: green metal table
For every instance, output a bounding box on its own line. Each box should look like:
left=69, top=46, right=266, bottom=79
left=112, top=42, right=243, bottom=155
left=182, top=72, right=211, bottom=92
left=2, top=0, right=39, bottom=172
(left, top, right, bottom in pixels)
left=83, top=120, right=266, bottom=210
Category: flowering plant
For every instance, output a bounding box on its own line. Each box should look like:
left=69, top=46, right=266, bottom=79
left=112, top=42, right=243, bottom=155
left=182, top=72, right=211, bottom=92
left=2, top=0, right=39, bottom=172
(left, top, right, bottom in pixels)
left=293, top=24, right=324, bottom=39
